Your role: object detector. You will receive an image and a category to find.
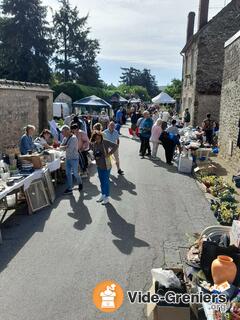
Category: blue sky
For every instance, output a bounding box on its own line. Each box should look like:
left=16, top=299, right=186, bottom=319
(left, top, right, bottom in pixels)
left=43, top=0, right=231, bottom=86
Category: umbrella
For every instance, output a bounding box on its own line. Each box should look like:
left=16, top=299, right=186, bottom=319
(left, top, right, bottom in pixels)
left=152, top=92, right=176, bottom=104
left=74, top=95, right=111, bottom=108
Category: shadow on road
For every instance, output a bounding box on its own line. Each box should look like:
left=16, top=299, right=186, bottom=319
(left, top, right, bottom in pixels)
left=148, top=157, right=179, bottom=173
left=110, top=174, right=137, bottom=201
left=105, top=204, right=149, bottom=255
left=120, top=134, right=140, bottom=143
left=81, top=178, right=99, bottom=201
left=0, top=191, right=63, bottom=272
left=88, top=162, right=97, bottom=178
left=67, top=190, right=92, bottom=231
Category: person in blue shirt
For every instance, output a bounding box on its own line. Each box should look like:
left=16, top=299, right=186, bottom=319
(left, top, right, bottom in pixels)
left=139, top=111, right=153, bottom=158
left=103, top=121, right=124, bottom=175
left=20, top=125, right=36, bottom=155
left=116, top=107, right=123, bottom=124
left=115, top=107, right=123, bottom=134
left=159, top=131, right=181, bottom=165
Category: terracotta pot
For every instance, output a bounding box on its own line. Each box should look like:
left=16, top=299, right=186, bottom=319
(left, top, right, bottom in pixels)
left=211, top=255, right=237, bottom=285
left=204, top=182, right=211, bottom=188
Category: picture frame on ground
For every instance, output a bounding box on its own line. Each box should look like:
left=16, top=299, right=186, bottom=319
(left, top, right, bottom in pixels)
left=43, top=168, right=56, bottom=203
left=25, top=179, right=50, bottom=213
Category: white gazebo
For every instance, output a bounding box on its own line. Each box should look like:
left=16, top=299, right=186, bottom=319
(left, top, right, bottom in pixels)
left=152, top=92, right=176, bottom=104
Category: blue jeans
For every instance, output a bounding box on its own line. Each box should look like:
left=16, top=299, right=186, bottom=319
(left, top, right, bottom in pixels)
left=66, top=159, right=82, bottom=190
left=97, top=168, right=111, bottom=197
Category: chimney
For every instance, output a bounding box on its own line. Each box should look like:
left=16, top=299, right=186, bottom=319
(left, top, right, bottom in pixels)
left=198, top=0, right=209, bottom=30
left=186, top=12, right=195, bottom=42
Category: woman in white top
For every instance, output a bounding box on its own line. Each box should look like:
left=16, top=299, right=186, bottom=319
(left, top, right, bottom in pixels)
left=150, top=119, right=163, bottom=159
left=34, top=129, right=52, bottom=149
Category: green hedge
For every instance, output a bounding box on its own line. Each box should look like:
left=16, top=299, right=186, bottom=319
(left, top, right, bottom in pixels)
left=51, top=82, right=151, bottom=102
left=52, top=82, right=108, bottom=102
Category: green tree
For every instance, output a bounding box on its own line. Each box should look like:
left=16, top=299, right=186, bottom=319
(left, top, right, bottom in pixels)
left=0, top=0, right=53, bottom=83
left=140, top=68, right=159, bottom=97
left=120, top=67, right=141, bottom=86
left=118, top=84, right=150, bottom=101
left=165, top=79, right=182, bottom=100
left=53, top=0, right=101, bottom=86
left=120, top=67, right=158, bottom=97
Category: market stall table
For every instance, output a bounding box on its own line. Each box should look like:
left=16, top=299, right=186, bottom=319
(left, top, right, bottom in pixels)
left=0, top=158, right=61, bottom=243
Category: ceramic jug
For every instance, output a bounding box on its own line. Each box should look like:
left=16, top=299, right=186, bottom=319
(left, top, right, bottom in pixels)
left=211, top=255, right=237, bottom=285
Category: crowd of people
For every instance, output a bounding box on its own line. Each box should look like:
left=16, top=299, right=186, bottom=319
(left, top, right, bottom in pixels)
left=19, top=105, right=219, bottom=205
left=19, top=109, right=125, bottom=205
left=129, top=106, right=219, bottom=165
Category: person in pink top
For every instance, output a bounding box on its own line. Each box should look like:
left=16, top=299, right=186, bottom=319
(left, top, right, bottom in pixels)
left=71, top=124, right=90, bottom=177
left=150, top=119, right=163, bottom=159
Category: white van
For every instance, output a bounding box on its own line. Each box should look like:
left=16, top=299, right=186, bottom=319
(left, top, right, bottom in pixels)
left=53, top=102, right=70, bottom=119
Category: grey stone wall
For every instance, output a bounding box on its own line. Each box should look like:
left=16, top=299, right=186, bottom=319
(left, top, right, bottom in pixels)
left=181, top=42, right=199, bottom=125
left=0, top=84, right=53, bottom=151
left=181, top=0, right=240, bottom=126
left=196, top=1, right=240, bottom=95
left=54, top=92, right=72, bottom=107
left=195, top=93, right=221, bottom=125
left=219, top=33, right=240, bottom=170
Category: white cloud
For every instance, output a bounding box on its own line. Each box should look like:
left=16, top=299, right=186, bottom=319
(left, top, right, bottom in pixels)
left=42, top=0, right=231, bottom=84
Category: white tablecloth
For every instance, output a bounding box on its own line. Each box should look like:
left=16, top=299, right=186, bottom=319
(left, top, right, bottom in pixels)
left=0, top=159, right=61, bottom=201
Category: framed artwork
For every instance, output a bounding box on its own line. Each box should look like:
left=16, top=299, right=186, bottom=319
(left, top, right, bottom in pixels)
left=43, top=168, right=56, bottom=204
left=25, top=179, right=50, bottom=213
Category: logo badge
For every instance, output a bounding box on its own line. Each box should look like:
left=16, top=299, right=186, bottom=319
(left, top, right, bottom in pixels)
left=93, top=280, right=124, bottom=313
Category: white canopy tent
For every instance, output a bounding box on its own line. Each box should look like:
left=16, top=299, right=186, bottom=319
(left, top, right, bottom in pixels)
left=128, top=98, right=141, bottom=104
left=152, top=92, right=176, bottom=104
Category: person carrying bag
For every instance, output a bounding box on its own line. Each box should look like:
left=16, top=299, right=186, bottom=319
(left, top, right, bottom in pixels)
left=90, top=131, right=118, bottom=205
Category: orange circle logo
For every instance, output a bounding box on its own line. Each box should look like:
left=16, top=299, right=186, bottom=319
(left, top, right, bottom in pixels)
left=93, top=280, right=124, bottom=313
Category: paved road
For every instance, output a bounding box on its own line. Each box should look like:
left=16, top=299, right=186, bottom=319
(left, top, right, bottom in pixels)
left=0, top=126, right=216, bottom=320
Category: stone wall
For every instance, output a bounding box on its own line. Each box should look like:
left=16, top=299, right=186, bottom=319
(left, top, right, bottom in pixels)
left=0, top=81, right=53, bottom=151
left=54, top=92, right=72, bottom=107
left=196, top=1, right=240, bottom=95
left=181, top=0, right=240, bottom=126
left=219, top=32, right=240, bottom=171
left=195, top=93, right=221, bottom=126
left=181, top=42, right=199, bottom=125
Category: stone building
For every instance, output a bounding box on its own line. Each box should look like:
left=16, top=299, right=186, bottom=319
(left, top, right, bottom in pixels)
left=54, top=92, right=72, bottom=109
left=0, top=80, right=53, bottom=151
left=219, top=30, right=240, bottom=171
left=181, top=0, right=240, bottom=126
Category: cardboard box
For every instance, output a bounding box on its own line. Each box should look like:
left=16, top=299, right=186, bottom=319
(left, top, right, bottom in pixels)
left=230, top=220, right=240, bottom=247
left=178, top=155, right=193, bottom=173
left=19, top=154, right=43, bottom=169
left=153, top=305, right=190, bottom=320
left=153, top=268, right=190, bottom=320
left=195, top=148, right=211, bottom=160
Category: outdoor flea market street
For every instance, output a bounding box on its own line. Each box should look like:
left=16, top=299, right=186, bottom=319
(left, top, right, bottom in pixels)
left=0, top=125, right=216, bottom=320
left=2, top=0, right=240, bottom=319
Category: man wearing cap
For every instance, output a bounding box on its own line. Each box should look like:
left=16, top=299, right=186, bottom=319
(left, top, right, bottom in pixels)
left=60, top=125, right=83, bottom=195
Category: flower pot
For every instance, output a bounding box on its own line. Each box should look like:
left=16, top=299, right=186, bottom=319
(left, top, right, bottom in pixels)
left=211, top=256, right=237, bottom=285
left=204, top=181, right=211, bottom=188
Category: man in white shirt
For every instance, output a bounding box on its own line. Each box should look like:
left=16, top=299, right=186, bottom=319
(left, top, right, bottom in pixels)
left=103, top=121, right=124, bottom=175
left=152, top=110, right=159, bottom=123
left=162, top=110, right=170, bottom=123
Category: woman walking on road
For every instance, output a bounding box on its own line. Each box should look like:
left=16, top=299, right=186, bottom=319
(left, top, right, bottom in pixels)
left=150, top=119, right=163, bottom=159
left=71, top=124, right=90, bottom=178
left=90, top=131, right=118, bottom=205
